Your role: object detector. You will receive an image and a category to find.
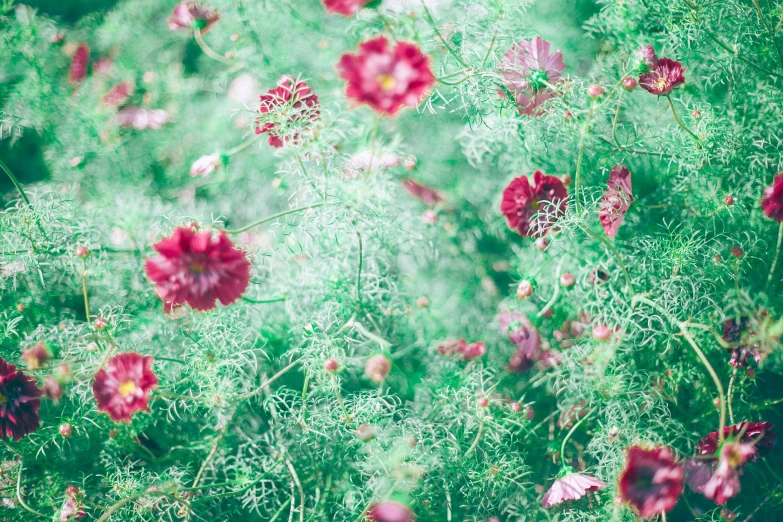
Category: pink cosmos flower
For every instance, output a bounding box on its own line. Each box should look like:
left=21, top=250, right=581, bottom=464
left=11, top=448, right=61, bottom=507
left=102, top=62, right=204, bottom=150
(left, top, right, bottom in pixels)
left=0, top=358, right=42, bottom=441
left=599, top=164, right=633, bottom=238
left=168, top=1, right=219, bottom=34
left=761, top=173, right=783, bottom=222
left=500, top=171, right=568, bottom=237
left=102, top=81, right=134, bottom=108
left=323, top=0, right=371, bottom=16
left=702, top=442, right=755, bottom=505
left=498, top=37, right=566, bottom=116
left=68, top=43, right=90, bottom=85
left=255, top=76, right=320, bottom=148
left=144, top=226, right=251, bottom=311
left=619, top=445, right=683, bottom=518
left=639, top=58, right=685, bottom=96
left=542, top=472, right=605, bottom=508
left=337, top=37, right=435, bottom=116
left=92, top=352, right=158, bottom=423
left=366, top=501, right=415, bottom=522
left=401, top=178, right=444, bottom=206
left=116, top=107, right=169, bottom=130
left=697, top=421, right=776, bottom=458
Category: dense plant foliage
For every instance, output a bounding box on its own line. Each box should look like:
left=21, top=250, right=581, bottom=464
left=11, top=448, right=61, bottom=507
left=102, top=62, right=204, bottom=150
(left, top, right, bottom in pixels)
left=2, top=0, right=783, bottom=520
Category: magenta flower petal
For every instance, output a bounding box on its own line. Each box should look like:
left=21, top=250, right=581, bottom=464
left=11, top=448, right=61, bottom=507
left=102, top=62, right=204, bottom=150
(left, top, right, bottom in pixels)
left=401, top=178, right=444, bottom=206
left=696, top=421, right=776, bottom=457
left=599, top=164, right=633, bottom=238
left=255, top=76, right=320, bottom=148
left=500, top=170, right=567, bottom=237
left=68, top=43, right=90, bottom=85
left=542, top=473, right=605, bottom=508
left=168, top=1, right=219, bottom=34
left=0, top=358, right=42, bottom=441
left=498, top=37, right=566, bottom=116
left=92, top=352, right=158, bottom=423
left=702, top=442, right=756, bottom=505
left=322, top=0, right=371, bottom=16
left=619, top=445, right=683, bottom=518
left=761, top=173, right=783, bottom=222
left=639, top=57, right=685, bottom=96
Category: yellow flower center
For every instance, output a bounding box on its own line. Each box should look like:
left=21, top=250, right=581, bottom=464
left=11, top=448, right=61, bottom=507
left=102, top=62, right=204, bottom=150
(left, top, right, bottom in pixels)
left=655, top=78, right=667, bottom=91
left=189, top=262, right=205, bottom=274
left=0, top=394, right=6, bottom=405
left=376, top=73, right=397, bottom=91
left=118, top=381, right=137, bottom=397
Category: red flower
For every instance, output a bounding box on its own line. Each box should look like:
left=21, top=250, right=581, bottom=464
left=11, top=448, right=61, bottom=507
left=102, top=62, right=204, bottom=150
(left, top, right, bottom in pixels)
left=323, top=0, right=371, bottom=16
left=599, top=164, right=633, bottom=239
left=498, top=37, right=566, bottom=116
left=619, top=445, right=683, bottom=518
left=103, top=81, right=134, bottom=108
left=92, top=352, right=158, bottom=423
left=697, top=421, right=776, bottom=457
left=68, top=44, right=90, bottom=85
left=255, top=76, right=320, bottom=148
left=500, top=171, right=568, bottom=237
left=683, top=459, right=713, bottom=495
left=722, top=318, right=761, bottom=368
left=542, top=472, right=605, bottom=508
left=337, top=37, right=435, bottom=116
left=639, top=58, right=685, bottom=96
left=168, top=1, right=219, bottom=34
left=702, top=442, right=755, bottom=505
left=401, top=178, right=444, bottom=206
left=145, top=226, right=251, bottom=311
left=366, top=501, right=415, bottom=522
left=0, top=358, right=42, bottom=441
left=761, top=173, right=783, bottom=222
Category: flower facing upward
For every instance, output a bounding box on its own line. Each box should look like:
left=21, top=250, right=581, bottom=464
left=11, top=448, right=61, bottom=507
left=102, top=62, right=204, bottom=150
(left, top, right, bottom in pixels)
left=323, top=0, right=372, bottom=16
left=500, top=171, right=568, bottom=237
left=761, top=173, right=783, bottom=222
left=337, top=37, right=435, bottom=116
left=255, top=77, right=320, bottom=148
left=542, top=472, right=605, bottom=508
left=92, top=352, right=158, bottom=423
left=702, top=441, right=755, bottom=505
left=0, top=358, right=42, bottom=441
left=366, top=501, right=415, bottom=522
left=697, top=421, right=776, bottom=457
left=498, top=37, right=566, bottom=116
left=619, top=445, right=684, bottom=518
left=639, top=58, right=685, bottom=96
left=168, top=1, right=219, bottom=34
left=144, top=226, right=251, bottom=311
left=599, top=164, right=633, bottom=239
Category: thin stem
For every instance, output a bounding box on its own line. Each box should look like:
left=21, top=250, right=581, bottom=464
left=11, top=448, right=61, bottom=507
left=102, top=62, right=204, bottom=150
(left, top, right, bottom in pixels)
left=611, top=91, right=625, bottom=150
left=355, top=230, right=363, bottom=310
left=419, top=0, right=469, bottom=68
left=377, top=12, right=398, bottom=42
left=331, top=374, right=351, bottom=422
left=224, top=203, right=327, bottom=234
left=242, top=295, right=287, bottom=304
left=560, top=410, right=592, bottom=467
left=666, top=96, right=702, bottom=148
left=225, top=133, right=261, bottom=156
left=580, top=225, right=635, bottom=297
left=766, top=222, right=783, bottom=287
left=464, top=420, right=485, bottom=456
left=0, top=157, right=31, bottom=206
left=751, top=0, right=783, bottom=71
left=285, top=460, right=305, bottom=522
left=235, top=357, right=303, bottom=402
left=481, top=29, right=497, bottom=67
left=81, top=259, right=91, bottom=325
left=727, top=368, right=737, bottom=425
left=573, top=100, right=596, bottom=213
left=193, top=29, right=233, bottom=64
left=16, top=466, right=47, bottom=518
left=537, top=256, right=565, bottom=318
left=191, top=429, right=227, bottom=489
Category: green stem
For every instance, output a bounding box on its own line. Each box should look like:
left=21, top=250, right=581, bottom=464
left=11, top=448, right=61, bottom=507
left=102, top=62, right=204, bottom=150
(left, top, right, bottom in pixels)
left=331, top=374, right=351, bottom=422
left=666, top=96, right=702, bottom=149
left=481, top=28, right=497, bottom=67
left=224, top=203, right=327, bottom=234
left=242, top=295, right=287, bottom=304
left=464, top=420, right=485, bottom=456
left=16, top=466, right=47, bottom=518
left=355, top=229, right=363, bottom=310
left=560, top=410, right=592, bottom=467
left=235, top=357, right=303, bottom=402
left=419, top=0, right=469, bottom=68
left=611, top=91, right=625, bottom=150
left=766, top=221, right=783, bottom=287
left=226, top=133, right=261, bottom=156
left=0, top=157, right=31, bottom=206
left=727, top=368, right=737, bottom=425
left=537, top=256, right=565, bottom=318
left=81, top=258, right=91, bottom=324
left=573, top=101, right=596, bottom=213
left=580, top=225, right=635, bottom=297
left=193, top=29, right=233, bottom=64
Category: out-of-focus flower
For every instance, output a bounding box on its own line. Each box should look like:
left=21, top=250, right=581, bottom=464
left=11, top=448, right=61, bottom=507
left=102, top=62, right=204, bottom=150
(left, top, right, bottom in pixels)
left=337, top=37, right=435, bottom=116
left=542, top=471, right=605, bottom=508
left=190, top=154, right=222, bottom=177
left=43, top=376, right=63, bottom=402
left=68, top=43, right=90, bottom=84
left=92, top=352, right=158, bottom=423
left=255, top=76, right=320, bottom=148
left=0, top=358, right=43, bottom=441
left=500, top=171, right=568, bottom=237
left=761, top=173, right=783, bottom=222
left=498, top=310, right=543, bottom=372
left=93, top=56, right=113, bottom=75
left=498, top=37, right=566, bottom=116
left=437, top=339, right=486, bottom=360
left=21, top=342, right=50, bottom=370
left=365, top=354, right=391, bottom=383
left=722, top=318, right=762, bottom=368
left=102, top=81, right=134, bottom=108
left=116, top=107, right=169, bottom=130
left=228, top=73, right=259, bottom=104
left=697, top=421, right=776, bottom=458
left=344, top=150, right=400, bottom=176
left=401, top=178, right=444, bottom=206
left=322, top=0, right=372, bottom=17
left=168, top=1, right=219, bottom=34
left=702, top=441, right=756, bottom=505
left=636, top=45, right=658, bottom=72
left=366, top=501, right=415, bottom=522
left=619, top=445, right=683, bottom=518
left=683, top=459, right=713, bottom=495
left=599, top=164, right=633, bottom=239
left=639, top=57, right=685, bottom=96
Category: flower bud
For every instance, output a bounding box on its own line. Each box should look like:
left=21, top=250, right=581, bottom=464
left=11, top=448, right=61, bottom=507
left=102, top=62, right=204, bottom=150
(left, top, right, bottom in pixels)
left=43, top=377, right=63, bottom=402
left=59, top=423, right=73, bottom=438
left=724, top=195, right=734, bottom=206
left=730, top=246, right=743, bottom=258
left=366, top=501, right=414, bottom=522
left=516, top=280, right=534, bottom=299
left=190, top=154, right=222, bottom=177
left=421, top=209, right=437, bottom=224
left=587, top=84, right=605, bottom=98
left=94, top=317, right=108, bottom=331
left=559, top=273, right=575, bottom=288
left=592, top=324, right=612, bottom=342
left=477, top=397, right=489, bottom=408
left=535, top=237, right=550, bottom=251
left=356, top=424, right=376, bottom=441
left=509, top=401, right=521, bottom=413
left=416, top=296, right=429, bottom=308
left=323, top=358, right=339, bottom=372
left=65, top=486, right=80, bottom=498
left=365, top=354, right=391, bottom=383
left=75, top=245, right=89, bottom=258
left=622, top=77, right=637, bottom=90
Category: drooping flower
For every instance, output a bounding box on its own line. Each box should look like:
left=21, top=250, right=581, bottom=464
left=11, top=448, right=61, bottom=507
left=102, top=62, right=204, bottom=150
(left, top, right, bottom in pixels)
left=498, top=310, right=543, bottom=372
left=102, top=81, right=134, bottom=108
left=702, top=442, right=756, bottom=505
left=255, top=76, right=320, bottom=148
left=168, top=1, right=219, bottom=34
left=366, top=501, right=415, bottom=522
left=0, top=358, right=42, bottom=441
left=21, top=342, right=50, bottom=370
left=619, top=445, right=683, bottom=518
left=542, top=471, right=605, bottom=508
left=144, top=226, right=251, bottom=311
left=337, top=37, right=435, bottom=116
left=697, top=421, right=776, bottom=457
left=116, top=107, right=169, bottom=130
left=683, top=459, right=713, bottom=495
left=190, top=154, right=222, bottom=177
left=639, top=58, right=685, bottom=96
left=92, top=352, right=158, bottom=423
left=599, top=164, right=633, bottom=239
left=59, top=496, right=86, bottom=521
left=722, top=318, right=761, bottom=368
left=401, top=178, right=445, bottom=206
left=68, top=43, right=90, bottom=85
left=498, top=37, right=566, bottom=116
left=500, top=171, right=568, bottom=237
left=761, top=173, right=783, bottom=222
left=436, top=339, right=486, bottom=360
left=323, top=0, right=372, bottom=16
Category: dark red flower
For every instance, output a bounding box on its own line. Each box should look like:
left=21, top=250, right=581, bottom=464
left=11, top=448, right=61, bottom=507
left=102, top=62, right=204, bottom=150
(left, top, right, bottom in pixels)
left=22, top=342, right=50, bottom=370
left=722, top=318, right=761, bottom=368
left=337, top=37, right=435, bottom=116
left=92, top=352, right=158, bottom=423
left=498, top=37, right=566, bottom=116
left=366, top=501, right=415, bottom=522
left=323, top=0, right=371, bottom=16
left=68, top=44, right=90, bottom=85
left=500, top=171, right=568, bottom=237
left=683, top=459, right=713, bottom=495
left=697, top=421, right=776, bottom=457
left=145, top=226, right=251, bottom=311
left=401, top=178, right=444, bottom=206
left=103, top=81, right=133, bottom=108
left=619, top=445, right=683, bottom=518
left=639, top=58, right=685, bottom=96
left=761, top=173, right=783, bottom=222
left=702, top=442, right=755, bottom=505
left=0, top=357, right=42, bottom=441
left=168, top=1, right=219, bottom=34
left=542, top=472, right=605, bottom=508
left=599, top=164, right=633, bottom=239
left=255, top=76, right=320, bottom=148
